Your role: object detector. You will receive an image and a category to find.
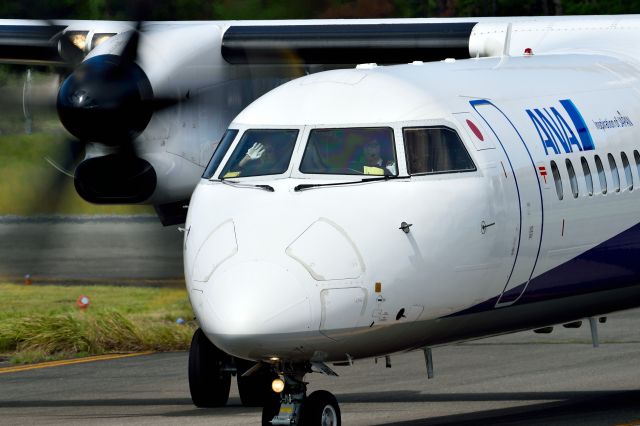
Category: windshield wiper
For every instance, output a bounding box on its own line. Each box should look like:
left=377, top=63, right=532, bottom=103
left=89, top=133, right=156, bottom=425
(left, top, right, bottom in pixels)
left=219, top=179, right=274, bottom=192
left=294, top=175, right=407, bottom=192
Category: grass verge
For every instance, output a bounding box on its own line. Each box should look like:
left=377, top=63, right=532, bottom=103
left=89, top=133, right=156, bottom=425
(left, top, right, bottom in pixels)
left=0, top=283, right=195, bottom=364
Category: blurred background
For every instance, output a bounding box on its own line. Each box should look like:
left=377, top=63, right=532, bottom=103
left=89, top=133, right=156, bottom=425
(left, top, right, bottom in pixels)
left=1, top=0, right=636, bottom=215
left=0, top=1, right=637, bottom=282
left=1, top=0, right=636, bottom=20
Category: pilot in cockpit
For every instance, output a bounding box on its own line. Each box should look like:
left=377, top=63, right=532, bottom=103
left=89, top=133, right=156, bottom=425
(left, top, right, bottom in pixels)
left=361, top=138, right=397, bottom=175
left=223, top=132, right=292, bottom=178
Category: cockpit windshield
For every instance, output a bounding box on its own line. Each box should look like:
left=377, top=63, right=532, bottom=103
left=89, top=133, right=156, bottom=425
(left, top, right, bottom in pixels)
left=219, top=129, right=298, bottom=179
left=300, top=127, right=397, bottom=176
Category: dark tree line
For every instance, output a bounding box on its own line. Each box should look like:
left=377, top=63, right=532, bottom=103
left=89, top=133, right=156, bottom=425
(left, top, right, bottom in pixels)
left=1, top=0, right=639, bottom=20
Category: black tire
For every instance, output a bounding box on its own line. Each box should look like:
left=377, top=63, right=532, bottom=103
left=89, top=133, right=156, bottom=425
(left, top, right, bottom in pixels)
left=261, top=394, right=282, bottom=425
left=188, top=328, right=231, bottom=408
left=300, top=390, right=341, bottom=426
left=236, top=358, right=279, bottom=407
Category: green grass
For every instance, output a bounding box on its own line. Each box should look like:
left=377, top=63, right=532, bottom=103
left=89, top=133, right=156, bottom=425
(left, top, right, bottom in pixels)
left=0, top=133, right=153, bottom=215
left=0, top=283, right=195, bottom=364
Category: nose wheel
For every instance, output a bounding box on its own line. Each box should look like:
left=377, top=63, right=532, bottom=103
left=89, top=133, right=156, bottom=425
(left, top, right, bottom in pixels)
left=262, top=366, right=341, bottom=426
left=302, top=390, right=341, bottom=426
left=188, top=328, right=232, bottom=407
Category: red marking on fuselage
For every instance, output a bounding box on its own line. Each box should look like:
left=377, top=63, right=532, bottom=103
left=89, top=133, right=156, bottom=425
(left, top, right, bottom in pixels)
left=538, top=166, right=548, bottom=184
left=466, top=119, right=484, bottom=141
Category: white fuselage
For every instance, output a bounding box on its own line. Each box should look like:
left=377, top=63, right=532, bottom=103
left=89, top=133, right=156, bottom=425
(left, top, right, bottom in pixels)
left=184, top=45, right=640, bottom=363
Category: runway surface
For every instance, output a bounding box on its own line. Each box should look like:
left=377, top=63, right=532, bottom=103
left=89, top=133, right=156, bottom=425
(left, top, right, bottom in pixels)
left=2, top=308, right=640, bottom=425
left=0, top=216, right=184, bottom=284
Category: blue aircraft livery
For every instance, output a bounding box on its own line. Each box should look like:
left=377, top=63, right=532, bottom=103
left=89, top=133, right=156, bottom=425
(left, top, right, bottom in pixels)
left=526, top=99, right=595, bottom=155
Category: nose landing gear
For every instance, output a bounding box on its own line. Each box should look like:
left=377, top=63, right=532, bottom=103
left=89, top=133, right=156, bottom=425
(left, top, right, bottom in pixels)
left=188, top=328, right=232, bottom=407
left=188, top=329, right=341, bottom=424
left=262, top=364, right=341, bottom=426
left=188, top=328, right=277, bottom=408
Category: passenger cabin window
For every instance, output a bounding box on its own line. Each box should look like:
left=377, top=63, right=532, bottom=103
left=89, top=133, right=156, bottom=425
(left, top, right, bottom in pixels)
left=634, top=150, right=640, bottom=179
left=300, top=127, right=397, bottom=176
left=608, top=153, right=621, bottom=193
left=202, top=129, right=239, bottom=179
left=403, top=127, right=475, bottom=174
left=219, top=129, right=298, bottom=178
left=550, top=160, right=563, bottom=200
left=594, top=155, right=607, bottom=194
left=566, top=159, right=579, bottom=198
left=621, top=152, right=633, bottom=191
left=581, top=157, right=593, bottom=196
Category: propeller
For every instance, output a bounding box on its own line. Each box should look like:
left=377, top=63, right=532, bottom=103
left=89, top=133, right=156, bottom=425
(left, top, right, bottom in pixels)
left=53, top=10, right=183, bottom=204
left=3, top=5, right=175, bottom=283
left=0, top=3, right=190, bottom=282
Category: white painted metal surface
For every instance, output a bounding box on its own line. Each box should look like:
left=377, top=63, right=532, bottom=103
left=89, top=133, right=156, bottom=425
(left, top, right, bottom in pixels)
left=185, top=42, right=640, bottom=362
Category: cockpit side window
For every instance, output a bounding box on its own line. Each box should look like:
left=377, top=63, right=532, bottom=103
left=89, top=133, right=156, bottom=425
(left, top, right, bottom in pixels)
left=300, top=127, right=397, bottom=176
left=202, top=129, right=238, bottom=179
left=403, top=127, right=476, bottom=175
left=218, top=129, right=298, bottom=179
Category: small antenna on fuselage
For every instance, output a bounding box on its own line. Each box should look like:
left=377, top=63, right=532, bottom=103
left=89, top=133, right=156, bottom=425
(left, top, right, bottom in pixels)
left=502, top=22, right=512, bottom=57
left=495, top=22, right=513, bottom=68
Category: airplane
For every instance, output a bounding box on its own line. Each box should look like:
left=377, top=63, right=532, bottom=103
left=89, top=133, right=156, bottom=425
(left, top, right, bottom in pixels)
left=4, top=14, right=640, bottom=425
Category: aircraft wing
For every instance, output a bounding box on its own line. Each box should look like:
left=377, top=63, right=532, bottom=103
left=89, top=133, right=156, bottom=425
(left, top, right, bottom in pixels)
left=4, top=16, right=640, bottom=68
left=0, top=21, right=67, bottom=65
left=220, top=23, right=476, bottom=64
left=0, top=19, right=480, bottom=67
left=0, top=20, right=136, bottom=66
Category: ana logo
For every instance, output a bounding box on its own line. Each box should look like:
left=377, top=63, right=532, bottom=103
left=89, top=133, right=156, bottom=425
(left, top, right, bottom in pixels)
left=526, top=99, right=595, bottom=156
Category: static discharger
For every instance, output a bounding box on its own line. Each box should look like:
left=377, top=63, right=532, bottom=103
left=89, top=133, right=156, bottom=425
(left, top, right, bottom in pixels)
left=375, top=282, right=382, bottom=293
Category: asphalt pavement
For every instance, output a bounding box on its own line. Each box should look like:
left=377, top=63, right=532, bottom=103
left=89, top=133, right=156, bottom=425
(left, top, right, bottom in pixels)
left=1, top=309, right=640, bottom=425
left=0, top=216, right=184, bottom=285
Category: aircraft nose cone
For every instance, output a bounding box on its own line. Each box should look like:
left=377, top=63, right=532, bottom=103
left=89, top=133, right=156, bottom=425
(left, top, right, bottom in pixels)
left=200, top=261, right=311, bottom=358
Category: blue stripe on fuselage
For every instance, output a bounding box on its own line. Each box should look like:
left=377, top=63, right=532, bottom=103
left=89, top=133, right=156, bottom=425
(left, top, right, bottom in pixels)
left=445, top=221, right=640, bottom=317
left=560, top=99, right=595, bottom=151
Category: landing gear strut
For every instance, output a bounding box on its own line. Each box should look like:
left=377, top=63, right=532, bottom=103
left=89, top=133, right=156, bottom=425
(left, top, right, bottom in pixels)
left=236, top=358, right=279, bottom=407
left=262, top=364, right=341, bottom=426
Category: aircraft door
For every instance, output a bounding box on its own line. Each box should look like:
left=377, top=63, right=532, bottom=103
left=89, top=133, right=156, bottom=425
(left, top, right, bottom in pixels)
left=470, top=100, right=543, bottom=307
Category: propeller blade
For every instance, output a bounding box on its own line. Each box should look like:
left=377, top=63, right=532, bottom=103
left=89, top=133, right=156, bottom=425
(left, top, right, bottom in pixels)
left=120, top=0, right=152, bottom=65
left=144, top=95, right=185, bottom=113
left=55, top=31, right=85, bottom=66
left=44, top=20, right=84, bottom=67
left=40, top=138, right=85, bottom=208
left=120, top=28, right=140, bottom=65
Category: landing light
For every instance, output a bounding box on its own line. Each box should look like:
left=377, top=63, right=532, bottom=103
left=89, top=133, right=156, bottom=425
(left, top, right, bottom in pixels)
left=92, top=33, right=116, bottom=49
left=272, top=377, right=285, bottom=393
left=67, top=31, right=88, bottom=51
